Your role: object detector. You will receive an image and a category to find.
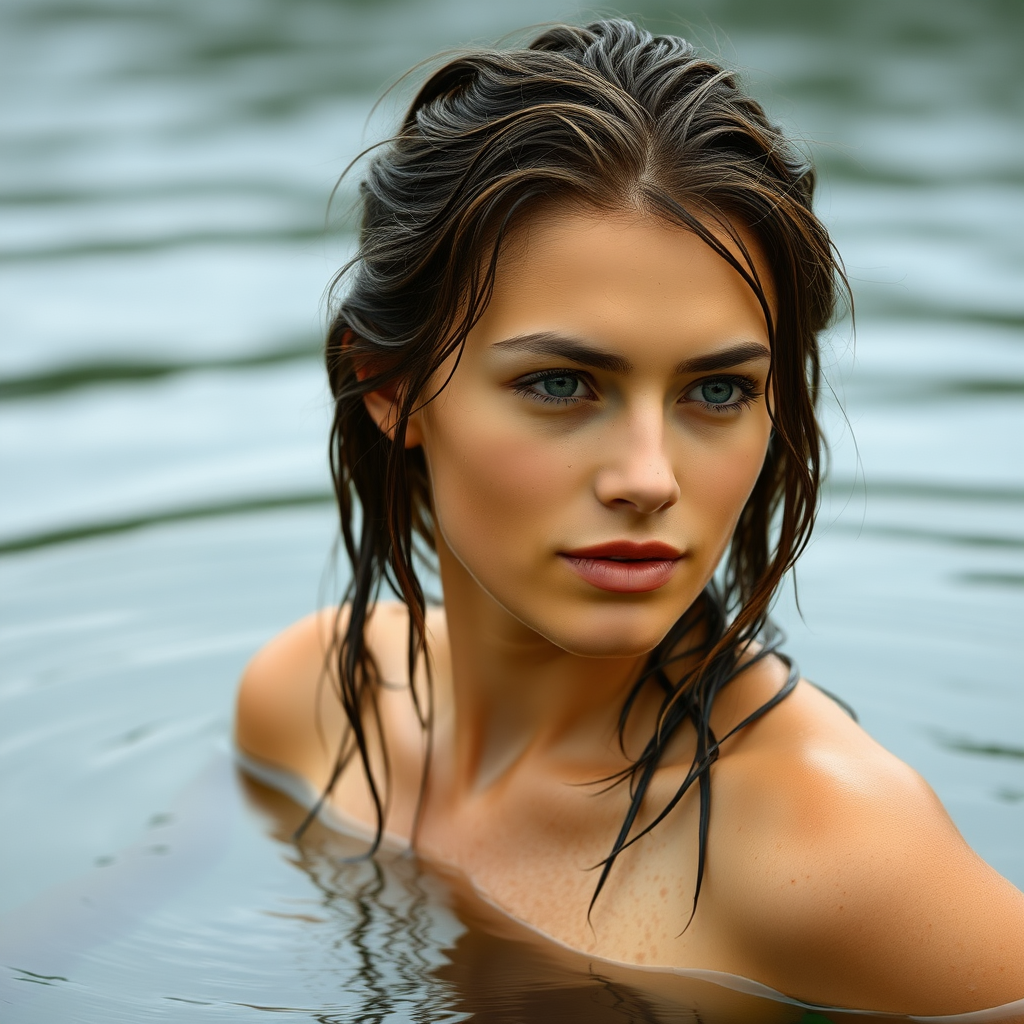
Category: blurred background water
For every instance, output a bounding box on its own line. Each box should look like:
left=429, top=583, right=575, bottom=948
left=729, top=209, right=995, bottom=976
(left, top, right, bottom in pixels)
left=1, top=0, right=1022, bottom=1020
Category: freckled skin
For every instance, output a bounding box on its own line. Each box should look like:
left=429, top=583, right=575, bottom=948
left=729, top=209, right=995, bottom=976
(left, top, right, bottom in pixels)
left=236, top=209, right=1024, bottom=1017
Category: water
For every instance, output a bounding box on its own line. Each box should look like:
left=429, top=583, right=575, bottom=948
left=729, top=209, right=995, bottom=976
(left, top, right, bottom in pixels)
left=1, top=0, right=1022, bottom=1019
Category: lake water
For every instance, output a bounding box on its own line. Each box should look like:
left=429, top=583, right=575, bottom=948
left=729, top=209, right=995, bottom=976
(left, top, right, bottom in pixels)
left=1, top=0, right=1022, bottom=1020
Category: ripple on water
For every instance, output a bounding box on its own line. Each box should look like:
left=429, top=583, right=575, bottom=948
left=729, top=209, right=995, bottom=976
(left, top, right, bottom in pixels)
left=1, top=0, right=1022, bottom=1019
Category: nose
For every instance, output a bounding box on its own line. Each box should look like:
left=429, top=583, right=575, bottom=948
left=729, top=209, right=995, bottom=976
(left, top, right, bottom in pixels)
left=593, top=404, right=681, bottom=514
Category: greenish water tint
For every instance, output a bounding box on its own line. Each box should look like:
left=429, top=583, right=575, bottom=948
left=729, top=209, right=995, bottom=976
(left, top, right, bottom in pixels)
left=1, top=0, right=1022, bottom=1019
left=0, top=491, right=333, bottom=555
left=0, top=341, right=321, bottom=401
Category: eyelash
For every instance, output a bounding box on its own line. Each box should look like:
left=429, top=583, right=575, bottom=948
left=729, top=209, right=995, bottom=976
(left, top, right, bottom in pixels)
left=511, top=370, right=763, bottom=411
left=512, top=370, right=595, bottom=405
left=691, top=375, right=762, bottom=413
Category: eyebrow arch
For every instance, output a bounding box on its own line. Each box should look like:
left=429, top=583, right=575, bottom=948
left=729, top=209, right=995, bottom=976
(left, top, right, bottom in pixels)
left=675, top=341, right=771, bottom=374
left=491, top=332, right=633, bottom=373
left=492, top=332, right=771, bottom=376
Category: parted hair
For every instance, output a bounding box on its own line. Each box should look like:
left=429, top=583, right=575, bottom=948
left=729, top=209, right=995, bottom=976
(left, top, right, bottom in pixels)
left=315, top=18, right=846, bottom=919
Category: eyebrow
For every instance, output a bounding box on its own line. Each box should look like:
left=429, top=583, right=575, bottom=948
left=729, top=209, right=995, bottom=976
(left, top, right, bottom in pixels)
left=492, top=332, right=631, bottom=373
left=491, top=332, right=770, bottom=375
left=675, top=340, right=771, bottom=374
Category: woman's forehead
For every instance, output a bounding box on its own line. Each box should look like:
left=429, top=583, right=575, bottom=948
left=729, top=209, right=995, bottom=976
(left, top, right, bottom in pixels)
left=468, top=206, right=776, bottom=355
left=495, top=203, right=776, bottom=310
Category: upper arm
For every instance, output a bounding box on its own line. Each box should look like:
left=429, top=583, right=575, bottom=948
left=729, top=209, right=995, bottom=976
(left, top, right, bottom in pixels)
left=717, top=741, right=1024, bottom=1015
left=234, top=608, right=347, bottom=783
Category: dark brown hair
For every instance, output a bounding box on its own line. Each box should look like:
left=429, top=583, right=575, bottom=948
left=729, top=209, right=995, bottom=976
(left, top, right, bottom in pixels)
left=314, top=18, right=847, bottom=920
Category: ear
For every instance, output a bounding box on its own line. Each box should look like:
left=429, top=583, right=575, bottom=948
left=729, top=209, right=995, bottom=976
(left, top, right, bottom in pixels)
left=342, top=328, right=423, bottom=448
left=362, top=383, right=423, bottom=449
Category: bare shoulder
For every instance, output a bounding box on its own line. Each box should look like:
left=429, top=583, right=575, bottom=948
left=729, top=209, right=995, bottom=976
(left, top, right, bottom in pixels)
left=706, top=664, right=1024, bottom=1014
left=234, top=607, right=346, bottom=784
left=234, top=601, right=443, bottom=787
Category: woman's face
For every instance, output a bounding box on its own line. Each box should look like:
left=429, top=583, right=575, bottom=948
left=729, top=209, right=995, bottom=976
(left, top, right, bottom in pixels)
left=411, top=207, right=775, bottom=657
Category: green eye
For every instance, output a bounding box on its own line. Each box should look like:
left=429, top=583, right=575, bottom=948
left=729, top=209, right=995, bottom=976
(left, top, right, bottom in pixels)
left=513, top=370, right=593, bottom=405
left=683, top=376, right=757, bottom=413
left=541, top=375, right=581, bottom=398
left=700, top=381, right=735, bottom=405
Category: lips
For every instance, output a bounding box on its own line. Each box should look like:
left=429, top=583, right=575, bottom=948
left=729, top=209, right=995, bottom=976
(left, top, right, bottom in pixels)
left=558, top=540, right=684, bottom=594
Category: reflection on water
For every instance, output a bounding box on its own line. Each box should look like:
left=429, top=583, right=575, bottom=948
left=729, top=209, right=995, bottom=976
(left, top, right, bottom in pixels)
left=0, top=749, right=936, bottom=1022
left=248, top=776, right=900, bottom=1024
left=1, top=0, right=1022, bottom=1019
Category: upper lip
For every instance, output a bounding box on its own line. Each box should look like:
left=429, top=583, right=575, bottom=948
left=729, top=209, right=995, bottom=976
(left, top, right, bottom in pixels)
left=560, top=540, right=683, bottom=561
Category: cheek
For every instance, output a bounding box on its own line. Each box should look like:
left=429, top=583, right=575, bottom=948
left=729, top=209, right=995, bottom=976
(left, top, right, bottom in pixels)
left=421, top=394, right=574, bottom=555
left=680, top=418, right=772, bottom=544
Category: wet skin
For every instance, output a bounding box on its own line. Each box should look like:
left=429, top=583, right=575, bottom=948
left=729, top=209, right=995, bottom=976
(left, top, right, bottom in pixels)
left=236, top=209, right=1024, bottom=1016
left=405, top=206, right=774, bottom=665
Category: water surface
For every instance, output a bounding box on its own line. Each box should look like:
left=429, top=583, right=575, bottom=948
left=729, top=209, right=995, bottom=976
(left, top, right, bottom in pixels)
left=1, top=0, right=1022, bottom=1019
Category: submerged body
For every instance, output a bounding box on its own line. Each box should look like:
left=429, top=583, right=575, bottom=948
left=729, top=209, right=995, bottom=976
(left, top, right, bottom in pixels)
left=239, top=604, right=1024, bottom=1016
left=237, top=211, right=1024, bottom=1015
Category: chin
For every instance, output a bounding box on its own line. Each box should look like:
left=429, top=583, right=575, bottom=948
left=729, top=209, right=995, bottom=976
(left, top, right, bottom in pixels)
left=534, top=603, right=682, bottom=659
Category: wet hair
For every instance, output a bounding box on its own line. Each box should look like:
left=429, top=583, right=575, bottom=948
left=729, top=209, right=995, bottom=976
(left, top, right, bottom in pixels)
left=313, top=18, right=847, bottom=922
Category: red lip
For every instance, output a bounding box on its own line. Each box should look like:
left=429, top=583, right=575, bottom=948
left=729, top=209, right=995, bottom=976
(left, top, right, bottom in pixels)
left=561, top=540, right=683, bottom=560
left=558, top=540, right=684, bottom=594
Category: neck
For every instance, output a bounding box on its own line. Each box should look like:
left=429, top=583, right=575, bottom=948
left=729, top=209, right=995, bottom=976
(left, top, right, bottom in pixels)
left=433, top=533, right=652, bottom=793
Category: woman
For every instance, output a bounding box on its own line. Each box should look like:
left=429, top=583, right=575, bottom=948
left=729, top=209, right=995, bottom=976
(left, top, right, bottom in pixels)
left=235, top=19, right=1024, bottom=1016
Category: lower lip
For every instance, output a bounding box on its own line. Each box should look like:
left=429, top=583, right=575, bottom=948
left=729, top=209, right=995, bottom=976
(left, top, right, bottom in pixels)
left=560, top=556, right=681, bottom=594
